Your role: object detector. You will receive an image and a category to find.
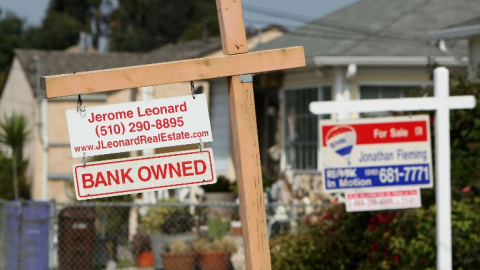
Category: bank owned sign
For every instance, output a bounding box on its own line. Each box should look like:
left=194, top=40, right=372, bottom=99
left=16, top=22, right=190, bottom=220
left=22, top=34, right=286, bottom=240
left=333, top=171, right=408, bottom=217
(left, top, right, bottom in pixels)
left=73, top=149, right=216, bottom=200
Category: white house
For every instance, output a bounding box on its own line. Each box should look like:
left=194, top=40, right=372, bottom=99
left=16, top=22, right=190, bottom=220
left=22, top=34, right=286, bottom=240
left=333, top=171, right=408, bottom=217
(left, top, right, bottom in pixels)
left=249, top=0, right=479, bottom=201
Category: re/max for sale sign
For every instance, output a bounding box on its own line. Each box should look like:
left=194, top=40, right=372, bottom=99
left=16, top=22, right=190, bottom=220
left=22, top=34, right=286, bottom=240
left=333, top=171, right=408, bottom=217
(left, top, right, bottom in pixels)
left=66, top=94, right=212, bottom=158
left=320, top=115, right=433, bottom=193
left=73, top=148, right=216, bottom=200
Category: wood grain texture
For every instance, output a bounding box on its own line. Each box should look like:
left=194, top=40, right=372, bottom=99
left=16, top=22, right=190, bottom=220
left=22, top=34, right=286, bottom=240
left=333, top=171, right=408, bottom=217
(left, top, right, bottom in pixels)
left=217, top=0, right=275, bottom=268
left=216, top=0, right=248, bottom=55
left=228, top=76, right=271, bottom=270
left=42, top=47, right=305, bottom=98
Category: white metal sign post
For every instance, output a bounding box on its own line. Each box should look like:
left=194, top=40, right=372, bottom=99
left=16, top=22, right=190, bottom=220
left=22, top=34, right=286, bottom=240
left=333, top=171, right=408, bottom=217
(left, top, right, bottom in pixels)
left=66, top=94, right=212, bottom=158
left=309, top=67, right=476, bottom=270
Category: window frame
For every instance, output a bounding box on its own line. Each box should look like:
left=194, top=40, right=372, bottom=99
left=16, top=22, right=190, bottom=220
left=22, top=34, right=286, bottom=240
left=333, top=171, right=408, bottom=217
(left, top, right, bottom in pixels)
left=356, top=81, right=432, bottom=117
left=357, top=81, right=432, bottom=99
left=281, top=84, right=332, bottom=173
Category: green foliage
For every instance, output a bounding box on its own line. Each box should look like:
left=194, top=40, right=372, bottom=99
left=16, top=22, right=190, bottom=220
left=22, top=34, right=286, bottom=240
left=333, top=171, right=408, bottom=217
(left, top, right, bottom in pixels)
left=0, top=9, right=23, bottom=70
left=271, top=199, right=480, bottom=269
left=449, top=76, right=480, bottom=200
left=0, top=113, right=31, bottom=199
left=112, top=0, right=192, bottom=51
left=141, top=198, right=179, bottom=234
left=202, top=175, right=233, bottom=193
left=1, top=0, right=220, bottom=59
left=178, top=7, right=219, bottom=42
left=0, top=9, right=23, bottom=95
left=192, top=237, right=237, bottom=253
left=111, top=0, right=218, bottom=51
left=23, top=12, right=82, bottom=50
left=0, top=152, right=30, bottom=200
left=165, top=239, right=192, bottom=254
left=141, top=198, right=194, bottom=234
left=46, top=0, right=100, bottom=26
left=207, top=217, right=229, bottom=241
left=0, top=113, right=30, bottom=159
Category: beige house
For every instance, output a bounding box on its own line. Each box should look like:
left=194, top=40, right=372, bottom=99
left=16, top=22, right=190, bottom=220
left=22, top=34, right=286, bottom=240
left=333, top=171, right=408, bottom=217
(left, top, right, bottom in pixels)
left=429, top=16, right=480, bottom=79
left=4, top=0, right=479, bottom=205
left=0, top=26, right=285, bottom=202
left=249, top=0, right=479, bottom=203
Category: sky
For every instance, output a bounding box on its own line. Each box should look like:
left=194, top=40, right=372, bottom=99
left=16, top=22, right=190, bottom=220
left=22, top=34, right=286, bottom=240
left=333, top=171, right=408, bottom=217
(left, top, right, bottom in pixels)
left=0, top=0, right=359, bottom=29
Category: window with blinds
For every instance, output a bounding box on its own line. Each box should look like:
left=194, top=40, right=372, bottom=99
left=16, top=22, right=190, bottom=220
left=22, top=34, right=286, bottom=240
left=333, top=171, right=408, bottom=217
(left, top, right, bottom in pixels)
left=283, top=85, right=331, bottom=171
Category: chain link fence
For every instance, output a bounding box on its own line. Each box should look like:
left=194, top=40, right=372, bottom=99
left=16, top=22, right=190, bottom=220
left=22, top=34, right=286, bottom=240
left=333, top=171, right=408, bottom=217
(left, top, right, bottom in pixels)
left=0, top=199, right=327, bottom=270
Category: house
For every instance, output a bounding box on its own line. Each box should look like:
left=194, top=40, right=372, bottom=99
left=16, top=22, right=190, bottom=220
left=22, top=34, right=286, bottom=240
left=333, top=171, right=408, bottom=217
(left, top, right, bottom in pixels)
left=0, top=26, right=285, bottom=202
left=250, top=0, right=480, bottom=202
left=429, top=16, right=480, bottom=79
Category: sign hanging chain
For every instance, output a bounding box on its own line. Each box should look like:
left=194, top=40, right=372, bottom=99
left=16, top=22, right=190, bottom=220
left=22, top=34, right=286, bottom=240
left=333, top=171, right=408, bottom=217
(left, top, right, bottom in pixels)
left=190, top=81, right=196, bottom=99
left=77, top=95, right=86, bottom=114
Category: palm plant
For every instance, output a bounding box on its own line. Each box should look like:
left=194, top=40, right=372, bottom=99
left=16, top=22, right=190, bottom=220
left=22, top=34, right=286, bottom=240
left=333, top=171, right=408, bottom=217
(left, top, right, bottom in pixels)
left=0, top=113, right=30, bottom=200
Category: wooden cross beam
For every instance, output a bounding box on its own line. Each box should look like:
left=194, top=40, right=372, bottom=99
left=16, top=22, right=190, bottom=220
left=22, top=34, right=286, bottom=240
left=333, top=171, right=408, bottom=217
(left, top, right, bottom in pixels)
left=41, top=47, right=304, bottom=98
left=42, top=1, right=305, bottom=269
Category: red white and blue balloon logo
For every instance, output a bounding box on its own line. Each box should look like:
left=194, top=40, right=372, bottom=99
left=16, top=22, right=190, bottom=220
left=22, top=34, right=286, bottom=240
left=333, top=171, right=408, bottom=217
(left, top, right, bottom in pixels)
left=325, top=125, right=357, bottom=165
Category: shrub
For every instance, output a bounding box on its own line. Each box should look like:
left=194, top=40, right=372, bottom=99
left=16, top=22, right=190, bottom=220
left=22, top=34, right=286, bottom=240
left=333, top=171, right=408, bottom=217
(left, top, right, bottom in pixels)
left=270, top=198, right=480, bottom=269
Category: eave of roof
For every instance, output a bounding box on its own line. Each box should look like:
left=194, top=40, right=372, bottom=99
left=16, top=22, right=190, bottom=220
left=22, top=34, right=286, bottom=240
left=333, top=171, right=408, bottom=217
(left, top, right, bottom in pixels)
left=429, top=24, right=480, bottom=40
left=313, top=56, right=468, bottom=67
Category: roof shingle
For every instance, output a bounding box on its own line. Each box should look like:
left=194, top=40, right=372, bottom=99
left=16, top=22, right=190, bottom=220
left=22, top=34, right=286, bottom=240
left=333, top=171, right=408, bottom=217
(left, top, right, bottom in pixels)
left=254, top=0, right=480, bottom=64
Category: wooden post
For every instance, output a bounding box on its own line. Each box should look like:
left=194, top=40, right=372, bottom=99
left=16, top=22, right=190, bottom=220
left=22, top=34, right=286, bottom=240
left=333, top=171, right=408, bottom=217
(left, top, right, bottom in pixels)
left=217, top=0, right=271, bottom=268
left=42, top=1, right=305, bottom=269
left=228, top=76, right=270, bottom=269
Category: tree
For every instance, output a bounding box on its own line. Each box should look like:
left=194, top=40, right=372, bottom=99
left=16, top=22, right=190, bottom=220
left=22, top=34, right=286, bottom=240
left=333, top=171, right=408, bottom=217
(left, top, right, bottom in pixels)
left=178, top=0, right=220, bottom=42
left=0, top=8, right=24, bottom=94
left=23, top=12, right=82, bottom=50
left=0, top=152, right=30, bottom=200
left=0, top=113, right=31, bottom=200
left=111, top=0, right=194, bottom=51
left=0, top=9, right=23, bottom=69
left=21, top=0, right=219, bottom=52
left=449, top=74, right=480, bottom=200
left=110, top=0, right=219, bottom=51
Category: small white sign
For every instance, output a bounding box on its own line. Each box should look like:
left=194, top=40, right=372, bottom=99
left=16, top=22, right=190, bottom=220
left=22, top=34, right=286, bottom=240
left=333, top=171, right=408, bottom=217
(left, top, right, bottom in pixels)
left=345, top=188, right=421, bottom=212
left=66, top=94, right=212, bottom=158
left=73, top=148, right=216, bottom=200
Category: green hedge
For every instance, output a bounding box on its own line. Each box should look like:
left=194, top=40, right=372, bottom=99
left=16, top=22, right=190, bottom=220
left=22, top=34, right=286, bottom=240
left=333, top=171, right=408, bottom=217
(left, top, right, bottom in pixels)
left=270, top=197, right=480, bottom=269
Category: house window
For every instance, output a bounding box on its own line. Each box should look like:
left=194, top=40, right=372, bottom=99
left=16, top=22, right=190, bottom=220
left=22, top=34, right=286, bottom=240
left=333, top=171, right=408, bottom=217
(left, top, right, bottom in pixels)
left=283, top=86, right=331, bottom=171
left=359, top=84, right=429, bottom=117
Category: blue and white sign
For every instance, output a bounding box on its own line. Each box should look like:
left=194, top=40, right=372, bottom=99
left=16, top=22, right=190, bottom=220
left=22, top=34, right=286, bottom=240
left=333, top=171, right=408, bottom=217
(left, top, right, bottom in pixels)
left=320, top=115, right=433, bottom=193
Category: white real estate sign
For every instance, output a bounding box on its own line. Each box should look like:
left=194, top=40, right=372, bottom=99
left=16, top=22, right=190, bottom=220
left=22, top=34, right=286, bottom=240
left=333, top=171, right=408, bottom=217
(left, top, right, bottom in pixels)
left=72, top=148, right=216, bottom=200
left=345, top=188, right=422, bottom=212
left=320, top=115, right=433, bottom=193
left=310, top=67, right=476, bottom=270
left=66, top=94, right=212, bottom=158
